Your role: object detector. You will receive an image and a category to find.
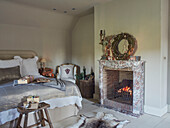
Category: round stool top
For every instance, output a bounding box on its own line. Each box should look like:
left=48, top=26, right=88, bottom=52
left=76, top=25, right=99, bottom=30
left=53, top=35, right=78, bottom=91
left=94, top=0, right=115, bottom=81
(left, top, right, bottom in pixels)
left=17, top=102, right=50, bottom=114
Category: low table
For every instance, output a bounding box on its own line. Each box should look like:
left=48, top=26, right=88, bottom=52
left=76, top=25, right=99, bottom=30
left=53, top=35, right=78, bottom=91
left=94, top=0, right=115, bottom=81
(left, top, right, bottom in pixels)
left=17, top=102, right=53, bottom=128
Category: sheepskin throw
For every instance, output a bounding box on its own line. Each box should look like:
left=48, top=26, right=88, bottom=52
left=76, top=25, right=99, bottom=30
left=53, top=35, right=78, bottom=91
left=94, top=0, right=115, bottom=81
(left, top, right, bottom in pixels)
left=68, top=112, right=129, bottom=128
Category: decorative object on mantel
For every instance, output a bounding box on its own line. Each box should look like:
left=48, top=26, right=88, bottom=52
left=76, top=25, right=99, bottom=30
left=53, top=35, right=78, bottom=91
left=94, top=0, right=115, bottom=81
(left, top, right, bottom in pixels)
left=100, top=30, right=114, bottom=60
left=130, top=56, right=141, bottom=61
left=99, top=31, right=138, bottom=60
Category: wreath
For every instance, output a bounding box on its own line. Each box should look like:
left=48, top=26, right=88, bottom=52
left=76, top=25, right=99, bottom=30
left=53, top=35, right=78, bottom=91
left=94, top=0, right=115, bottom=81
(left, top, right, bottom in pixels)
left=112, top=33, right=137, bottom=60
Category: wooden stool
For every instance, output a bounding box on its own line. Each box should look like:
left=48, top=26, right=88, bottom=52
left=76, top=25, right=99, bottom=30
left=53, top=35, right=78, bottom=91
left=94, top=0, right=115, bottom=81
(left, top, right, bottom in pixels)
left=16, top=102, right=53, bottom=128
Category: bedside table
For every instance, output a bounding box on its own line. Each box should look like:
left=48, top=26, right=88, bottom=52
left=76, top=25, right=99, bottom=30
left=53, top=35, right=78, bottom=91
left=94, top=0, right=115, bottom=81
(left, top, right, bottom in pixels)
left=39, top=68, right=54, bottom=78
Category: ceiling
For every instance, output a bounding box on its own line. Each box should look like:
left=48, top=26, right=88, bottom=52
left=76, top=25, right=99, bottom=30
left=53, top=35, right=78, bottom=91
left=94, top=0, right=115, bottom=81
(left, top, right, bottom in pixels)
left=5, top=0, right=112, bottom=16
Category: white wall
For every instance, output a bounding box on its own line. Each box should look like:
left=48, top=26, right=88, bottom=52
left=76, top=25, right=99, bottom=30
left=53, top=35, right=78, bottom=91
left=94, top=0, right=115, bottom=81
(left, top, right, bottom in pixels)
left=0, top=1, right=76, bottom=70
left=72, top=14, right=94, bottom=73
left=167, top=0, right=170, bottom=109
left=94, top=0, right=168, bottom=116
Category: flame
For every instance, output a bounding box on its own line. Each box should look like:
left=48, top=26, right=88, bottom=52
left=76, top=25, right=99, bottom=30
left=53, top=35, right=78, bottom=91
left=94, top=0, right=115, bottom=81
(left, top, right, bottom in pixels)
left=118, top=86, right=132, bottom=95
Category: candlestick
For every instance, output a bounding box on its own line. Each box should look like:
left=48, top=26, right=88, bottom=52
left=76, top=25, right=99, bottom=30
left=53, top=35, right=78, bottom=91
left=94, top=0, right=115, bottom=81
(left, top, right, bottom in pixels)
left=100, top=30, right=103, bottom=35
left=103, top=30, right=106, bottom=40
left=100, top=30, right=103, bottom=42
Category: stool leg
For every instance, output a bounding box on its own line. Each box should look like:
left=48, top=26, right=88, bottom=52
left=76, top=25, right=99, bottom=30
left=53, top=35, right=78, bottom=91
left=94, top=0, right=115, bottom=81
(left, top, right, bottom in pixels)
left=33, top=112, right=38, bottom=124
left=24, top=114, right=28, bottom=128
left=44, top=108, right=53, bottom=128
left=16, top=114, right=22, bottom=128
left=39, top=110, right=45, bottom=126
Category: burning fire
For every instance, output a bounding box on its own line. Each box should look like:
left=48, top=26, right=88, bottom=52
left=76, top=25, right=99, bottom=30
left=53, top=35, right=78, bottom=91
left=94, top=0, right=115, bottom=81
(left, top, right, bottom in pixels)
left=118, top=86, right=132, bottom=95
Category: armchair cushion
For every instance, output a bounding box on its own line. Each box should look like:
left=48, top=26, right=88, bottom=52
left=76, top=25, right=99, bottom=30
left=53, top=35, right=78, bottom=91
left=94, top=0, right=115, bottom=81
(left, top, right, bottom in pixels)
left=60, top=65, right=74, bottom=79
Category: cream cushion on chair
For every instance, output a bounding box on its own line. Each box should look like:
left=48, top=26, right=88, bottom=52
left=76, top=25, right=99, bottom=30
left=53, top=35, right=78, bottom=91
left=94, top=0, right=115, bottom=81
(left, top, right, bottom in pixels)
left=60, top=65, right=74, bottom=79
left=57, top=64, right=77, bottom=84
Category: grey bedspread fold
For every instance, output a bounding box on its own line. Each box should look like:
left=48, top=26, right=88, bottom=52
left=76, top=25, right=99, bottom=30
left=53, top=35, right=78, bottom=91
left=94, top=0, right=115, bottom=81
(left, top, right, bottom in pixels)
left=41, top=79, right=66, bottom=91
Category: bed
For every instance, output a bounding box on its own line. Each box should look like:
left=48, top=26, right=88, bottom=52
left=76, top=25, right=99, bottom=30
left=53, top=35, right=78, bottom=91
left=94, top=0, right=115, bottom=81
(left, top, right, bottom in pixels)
left=0, top=50, right=82, bottom=127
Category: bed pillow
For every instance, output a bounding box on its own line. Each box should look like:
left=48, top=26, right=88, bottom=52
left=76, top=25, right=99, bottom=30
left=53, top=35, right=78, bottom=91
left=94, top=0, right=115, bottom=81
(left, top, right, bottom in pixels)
left=60, top=65, right=74, bottom=79
left=0, top=59, right=20, bottom=68
left=14, top=56, right=40, bottom=77
left=0, top=66, right=21, bottom=84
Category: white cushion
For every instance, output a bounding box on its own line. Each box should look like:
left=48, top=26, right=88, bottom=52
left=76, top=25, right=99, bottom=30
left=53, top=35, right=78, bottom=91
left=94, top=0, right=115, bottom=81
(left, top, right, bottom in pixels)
left=0, top=59, right=20, bottom=68
left=14, top=56, right=40, bottom=77
left=57, top=65, right=77, bottom=80
left=60, top=65, right=74, bottom=79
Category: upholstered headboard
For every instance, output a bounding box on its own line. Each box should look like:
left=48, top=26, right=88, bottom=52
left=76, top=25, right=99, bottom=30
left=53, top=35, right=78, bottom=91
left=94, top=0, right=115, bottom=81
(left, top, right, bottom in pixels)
left=0, top=50, right=37, bottom=60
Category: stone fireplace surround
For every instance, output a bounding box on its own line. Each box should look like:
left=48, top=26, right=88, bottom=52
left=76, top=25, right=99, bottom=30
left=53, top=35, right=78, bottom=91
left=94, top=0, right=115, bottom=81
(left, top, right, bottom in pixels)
left=99, top=60, right=145, bottom=115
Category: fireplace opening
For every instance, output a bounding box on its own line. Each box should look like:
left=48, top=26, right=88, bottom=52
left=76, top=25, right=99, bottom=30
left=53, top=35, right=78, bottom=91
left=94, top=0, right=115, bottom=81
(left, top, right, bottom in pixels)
left=112, top=79, right=133, bottom=105
left=105, top=69, right=133, bottom=105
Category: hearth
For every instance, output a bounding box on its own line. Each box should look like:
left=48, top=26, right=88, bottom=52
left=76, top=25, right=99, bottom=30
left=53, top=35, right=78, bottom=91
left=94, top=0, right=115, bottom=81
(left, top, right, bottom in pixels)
left=99, top=60, right=145, bottom=115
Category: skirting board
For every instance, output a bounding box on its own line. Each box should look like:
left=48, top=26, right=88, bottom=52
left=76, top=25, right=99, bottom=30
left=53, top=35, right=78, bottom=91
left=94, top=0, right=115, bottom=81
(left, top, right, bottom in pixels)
left=168, top=105, right=170, bottom=112
left=144, top=105, right=168, bottom=117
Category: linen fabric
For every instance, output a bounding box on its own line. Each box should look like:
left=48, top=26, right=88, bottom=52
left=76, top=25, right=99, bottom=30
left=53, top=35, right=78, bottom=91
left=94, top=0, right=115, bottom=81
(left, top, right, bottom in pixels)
left=0, top=66, right=21, bottom=84
left=60, top=65, right=74, bottom=79
left=14, top=56, right=40, bottom=77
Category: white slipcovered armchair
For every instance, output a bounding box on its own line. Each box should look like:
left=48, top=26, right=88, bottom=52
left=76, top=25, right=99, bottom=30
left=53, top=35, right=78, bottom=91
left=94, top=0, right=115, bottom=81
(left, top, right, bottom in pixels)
left=55, top=63, right=80, bottom=84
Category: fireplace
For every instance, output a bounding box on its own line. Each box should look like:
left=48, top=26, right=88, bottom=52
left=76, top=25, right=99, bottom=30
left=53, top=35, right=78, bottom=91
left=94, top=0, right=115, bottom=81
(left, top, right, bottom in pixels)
left=99, top=60, right=145, bottom=116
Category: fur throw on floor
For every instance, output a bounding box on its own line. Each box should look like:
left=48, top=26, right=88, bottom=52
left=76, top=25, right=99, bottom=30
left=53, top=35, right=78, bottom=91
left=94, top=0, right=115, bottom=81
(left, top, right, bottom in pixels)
left=67, top=112, right=129, bottom=128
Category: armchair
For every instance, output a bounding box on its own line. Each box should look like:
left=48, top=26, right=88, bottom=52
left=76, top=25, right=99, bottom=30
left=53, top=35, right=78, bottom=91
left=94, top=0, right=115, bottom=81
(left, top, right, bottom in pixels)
left=55, top=63, right=80, bottom=84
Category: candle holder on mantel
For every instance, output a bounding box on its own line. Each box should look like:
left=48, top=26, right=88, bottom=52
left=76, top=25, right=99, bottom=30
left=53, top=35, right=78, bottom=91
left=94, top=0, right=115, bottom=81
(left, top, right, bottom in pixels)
left=99, top=30, right=106, bottom=44
left=99, top=30, right=115, bottom=60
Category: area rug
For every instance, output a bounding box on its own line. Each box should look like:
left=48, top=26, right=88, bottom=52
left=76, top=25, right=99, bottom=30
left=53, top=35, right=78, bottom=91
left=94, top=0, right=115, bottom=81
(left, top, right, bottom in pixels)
left=67, top=112, right=129, bottom=128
